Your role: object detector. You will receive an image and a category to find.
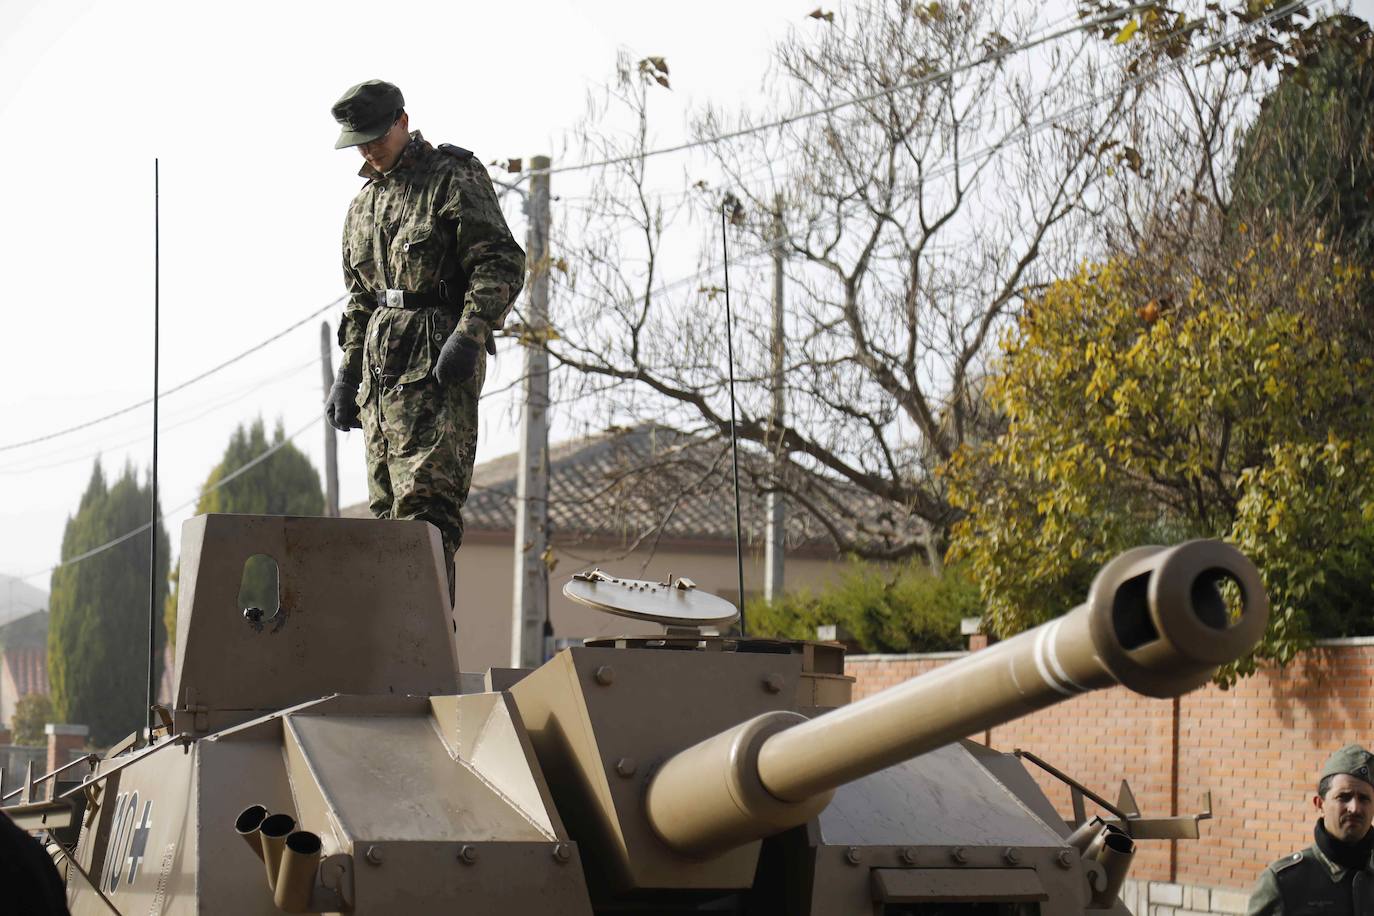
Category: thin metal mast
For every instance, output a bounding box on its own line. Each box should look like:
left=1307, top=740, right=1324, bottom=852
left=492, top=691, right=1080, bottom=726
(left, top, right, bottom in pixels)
left=720, top=203, right=747, bottom=636
left=146, top=159, right=160, bottom=743
left=764, top=198, right=786, bottom=602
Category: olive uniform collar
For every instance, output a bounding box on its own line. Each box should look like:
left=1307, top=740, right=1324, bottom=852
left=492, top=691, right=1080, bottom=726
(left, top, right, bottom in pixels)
left=1310, top=841, right=1374, bottom=883
left=357, top=131, right=432, bottom=182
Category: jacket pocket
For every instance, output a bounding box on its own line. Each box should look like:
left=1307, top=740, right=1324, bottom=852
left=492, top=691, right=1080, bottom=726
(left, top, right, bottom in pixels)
left=372, top=308, right=434, bottom=387
left=345, top=243, right=377, bottom=293
left=394, top=221, right=446, bottom=292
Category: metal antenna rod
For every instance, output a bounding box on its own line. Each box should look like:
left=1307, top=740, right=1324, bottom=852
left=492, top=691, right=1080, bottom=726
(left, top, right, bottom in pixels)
left=720, top=202, right=747, bottom=636
left=146, top=158, right=160, bottom=745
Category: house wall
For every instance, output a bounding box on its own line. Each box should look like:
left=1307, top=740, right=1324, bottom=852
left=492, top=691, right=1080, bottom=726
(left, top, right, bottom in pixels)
left=0, top=659, right=17, bottom=729
left=0, top=611, right=50, bottom=727
left=454, top=533, right=848, bottom=673
left=845, top=639, right=1374, bottom=908
left=0, top=647, right=46, bottom=728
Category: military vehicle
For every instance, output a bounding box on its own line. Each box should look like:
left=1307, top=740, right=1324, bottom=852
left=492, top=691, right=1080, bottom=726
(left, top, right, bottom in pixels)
left=5, top=514, right=1267, bottom=914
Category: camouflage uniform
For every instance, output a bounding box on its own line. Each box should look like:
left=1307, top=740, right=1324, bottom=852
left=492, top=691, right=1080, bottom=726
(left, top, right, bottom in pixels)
left=338, top=130, right=524, bottom=594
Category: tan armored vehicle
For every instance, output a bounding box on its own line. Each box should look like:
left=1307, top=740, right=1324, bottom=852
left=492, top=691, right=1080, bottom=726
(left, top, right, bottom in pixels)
left=6, top=514, right=1267, bottom=914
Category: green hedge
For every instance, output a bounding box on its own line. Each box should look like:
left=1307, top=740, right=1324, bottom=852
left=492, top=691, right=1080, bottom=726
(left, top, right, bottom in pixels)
left=746, top=560, right=978, bottom=653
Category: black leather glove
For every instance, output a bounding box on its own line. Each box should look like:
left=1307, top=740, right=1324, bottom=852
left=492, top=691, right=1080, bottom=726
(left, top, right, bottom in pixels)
left=435, top=332, right=482, bottom=387
left=325, top=370, right=362, bottom=431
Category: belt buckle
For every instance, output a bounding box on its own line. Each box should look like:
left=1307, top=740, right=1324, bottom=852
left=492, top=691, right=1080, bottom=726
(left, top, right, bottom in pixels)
left=384, top=289, right=404, bottom=308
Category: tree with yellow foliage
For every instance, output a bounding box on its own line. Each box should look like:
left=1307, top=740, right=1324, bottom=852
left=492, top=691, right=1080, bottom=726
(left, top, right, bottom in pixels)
left=946, top=228, right=1373, bottom=682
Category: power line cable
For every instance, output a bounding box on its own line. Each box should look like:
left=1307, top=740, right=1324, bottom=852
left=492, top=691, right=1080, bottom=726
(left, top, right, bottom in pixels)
left=909, top=0, right=1312, bottom=185
left=520, top=5, right=1154, bottom=179
left=549, top=6, right=1286, bottom=236
left=0, top=357, right=321, bottom=476
left=552, top=8, right=1098, bottom=209
left=542, top=3, right=1310, bottom=394
left=0, top=297, right=343, bottom=454
left=552, top=1, right=1303, bottom=242
left=2, top=5, right=1265, bottom=461
left=12, top=357, right=530, bottom=583
left=15, top=413, right=323, bottom=583
left=11, top=4, right=1313, bottom=583
left=576, top=5, right=1312, bottom=343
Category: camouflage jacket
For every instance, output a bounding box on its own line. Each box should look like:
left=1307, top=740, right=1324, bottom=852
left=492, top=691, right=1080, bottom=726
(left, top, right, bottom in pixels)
left=1247, top=843, right=1374, bottom=916
left=338, top=131, right=524, bottom=397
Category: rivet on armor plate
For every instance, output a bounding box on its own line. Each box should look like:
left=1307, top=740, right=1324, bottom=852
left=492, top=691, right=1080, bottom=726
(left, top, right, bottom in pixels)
left=950, top=846, right=968, bottom=864
left=365, top=846, right=384, bottom=866
left=1004, top=847, right=1021, bottom=865
left=1057, top=848, right=1075, bottom=868
left=594, top=665, right=615, bottom=686
left=844, top=846, right=863, bottom=865
left=615, top=757, right=638, bottom=778
left=459, top=845, right=478, bottom=864
left=552, top=843, right=573, bottom=864
left=900, top=847, right=918, bottom=865
left=763, top=674, right=784, bottom=694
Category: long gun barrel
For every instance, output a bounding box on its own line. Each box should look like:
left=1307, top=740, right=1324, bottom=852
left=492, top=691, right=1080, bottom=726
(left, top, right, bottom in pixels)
left=646, top=540, right=1268, bottom=857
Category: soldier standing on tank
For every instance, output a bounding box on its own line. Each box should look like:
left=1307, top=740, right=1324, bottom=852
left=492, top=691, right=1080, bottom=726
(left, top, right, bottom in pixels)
left=324, top=79, right=525, bottom=604
left=1247, top=744, right=1374, bottom=915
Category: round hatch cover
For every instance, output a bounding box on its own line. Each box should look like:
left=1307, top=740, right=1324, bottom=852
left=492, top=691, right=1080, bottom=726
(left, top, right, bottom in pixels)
left=563, top=569, right=739, bottom=628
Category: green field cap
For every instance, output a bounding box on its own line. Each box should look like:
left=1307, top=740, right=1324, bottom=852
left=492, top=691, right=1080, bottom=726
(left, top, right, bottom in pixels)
left=1321, top=744, right=1374, bottom=787
left=331, top=79, right=404, bottom=149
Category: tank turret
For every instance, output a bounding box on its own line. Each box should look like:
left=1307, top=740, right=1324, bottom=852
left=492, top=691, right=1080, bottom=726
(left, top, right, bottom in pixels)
left=643, top=540, right=1265, bottom=857
left=507, top=538, right=1265, bottom=909
left=6, top=515, right=1267, bottom=915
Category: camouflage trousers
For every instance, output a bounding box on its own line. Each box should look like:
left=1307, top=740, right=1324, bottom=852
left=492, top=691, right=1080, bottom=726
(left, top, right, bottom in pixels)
left=360, top=354, right=485, bottom=605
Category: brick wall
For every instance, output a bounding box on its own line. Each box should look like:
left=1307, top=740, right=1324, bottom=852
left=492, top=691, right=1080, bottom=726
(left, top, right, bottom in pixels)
left=847, top=637, right=1374, bottom=900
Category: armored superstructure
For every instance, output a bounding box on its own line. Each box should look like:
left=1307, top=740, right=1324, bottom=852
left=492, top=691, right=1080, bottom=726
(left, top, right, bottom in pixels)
left=6, top=514, right=1267, bottom=914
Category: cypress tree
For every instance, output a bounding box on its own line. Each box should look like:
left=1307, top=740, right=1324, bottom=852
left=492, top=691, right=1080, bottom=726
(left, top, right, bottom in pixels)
left=164, top=419, right=324, bottom=644
left=1231, top=16, right=1374, bottom=322
left=48, top=461, right=170, bottom=747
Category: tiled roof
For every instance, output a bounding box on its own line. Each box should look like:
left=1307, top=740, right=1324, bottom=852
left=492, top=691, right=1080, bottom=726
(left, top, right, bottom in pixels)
left=0, top=610, right=47, bottom=651
left=0, top=575, right=47, bottom=629
left=345, top=424, right=913, bottom=553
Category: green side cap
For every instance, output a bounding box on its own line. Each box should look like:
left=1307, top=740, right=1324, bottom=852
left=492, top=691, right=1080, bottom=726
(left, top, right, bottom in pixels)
left=331, top=79, right=404, bottom=149
left=1320, top=744, right=1374, bottom=786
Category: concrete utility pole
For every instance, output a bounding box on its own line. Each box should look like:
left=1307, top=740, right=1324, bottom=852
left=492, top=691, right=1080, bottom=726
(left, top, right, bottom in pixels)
left=320, top=322, right=339, bottom=517
left=511, top=155, right=551, bottom=668
left=764, top=198, right=787, bottom=603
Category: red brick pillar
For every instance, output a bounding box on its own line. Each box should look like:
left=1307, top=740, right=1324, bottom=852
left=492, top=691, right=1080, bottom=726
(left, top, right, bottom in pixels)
left=45, top=723, right=88, bottom=772
left=961, top=618, right=991, bottom=742
left=0, top=726, right=12, bottom=745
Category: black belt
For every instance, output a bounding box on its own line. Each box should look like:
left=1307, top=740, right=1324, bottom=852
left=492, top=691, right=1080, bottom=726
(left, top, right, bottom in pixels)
left=374, top=288, right=452, bottom=309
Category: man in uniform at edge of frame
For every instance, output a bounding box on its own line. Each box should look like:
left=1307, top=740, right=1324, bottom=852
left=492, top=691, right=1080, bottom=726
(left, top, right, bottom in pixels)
left=324, top=79, right=525, bottom=605
left=1247, top=744, right=1374, bottom=915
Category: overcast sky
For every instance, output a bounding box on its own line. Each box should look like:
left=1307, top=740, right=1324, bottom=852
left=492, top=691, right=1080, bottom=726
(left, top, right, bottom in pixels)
left=0, top=0, right=829, bottom=586
left=0, top=0, right=1368, bottom=591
